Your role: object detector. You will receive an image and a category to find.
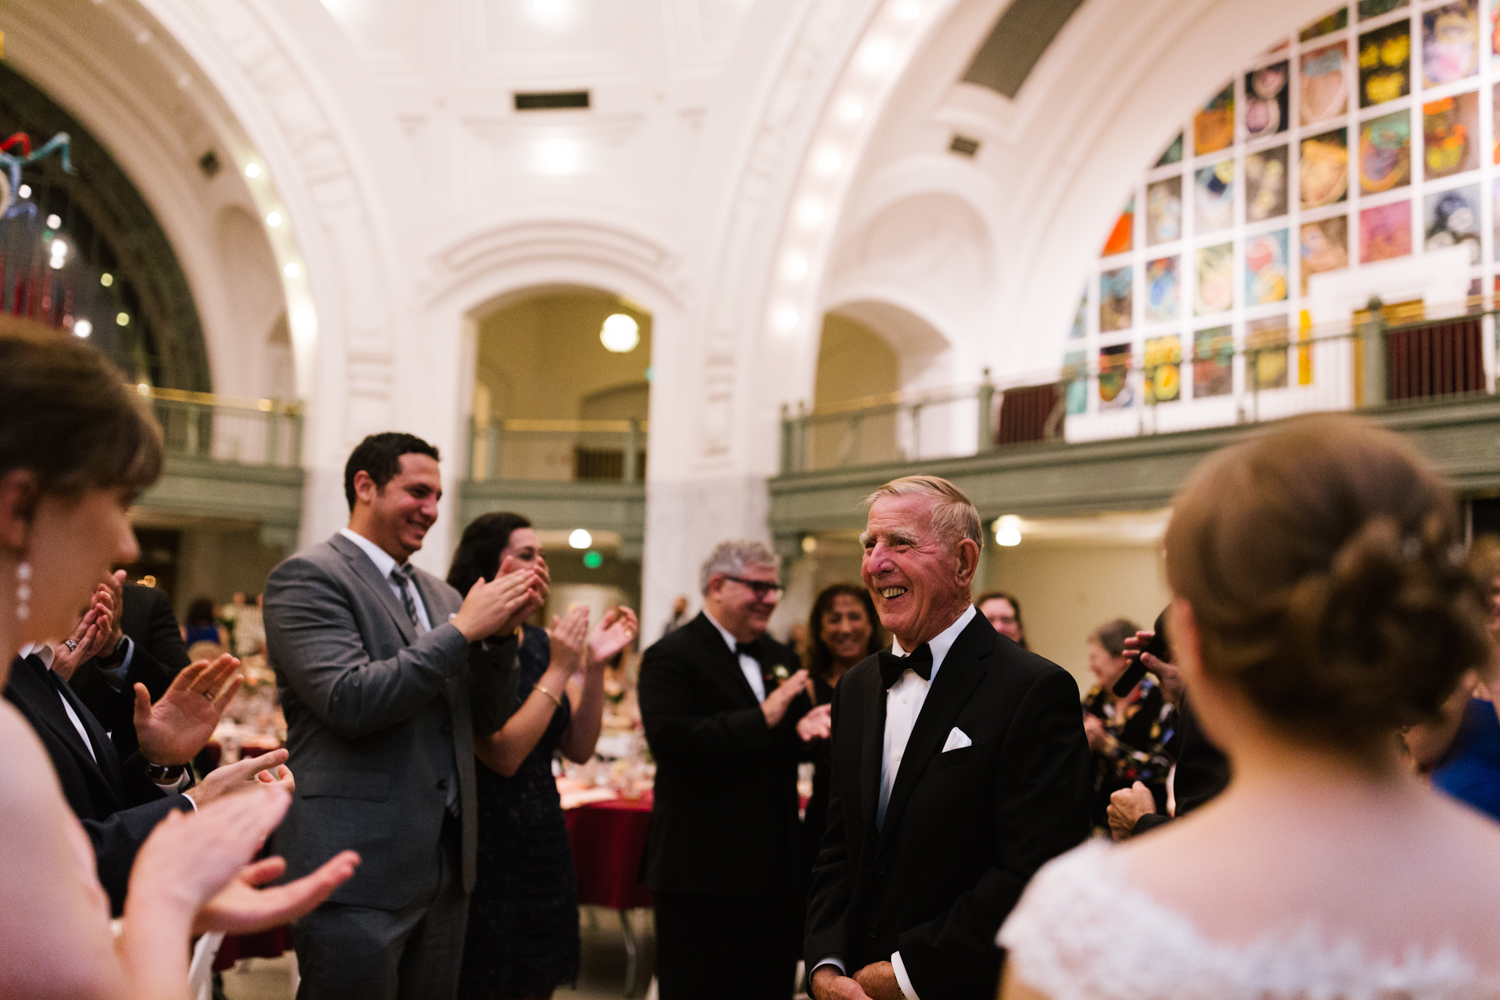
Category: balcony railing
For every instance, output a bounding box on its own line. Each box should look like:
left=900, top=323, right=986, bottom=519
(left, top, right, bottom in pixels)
left=779, top=310, right=1496, bottom=475
left=467, top=419, right=647, bottom=483
left=142, top=387, right=303, bottom=467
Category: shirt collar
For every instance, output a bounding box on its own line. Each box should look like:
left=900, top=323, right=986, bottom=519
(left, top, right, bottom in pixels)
left=340, top=526, right=404, bottom=579
left=890, top=603, right=976, bottom=677
left=704, top=609, right=750, bottom=655
left=18, top=642, right=55, bottom=670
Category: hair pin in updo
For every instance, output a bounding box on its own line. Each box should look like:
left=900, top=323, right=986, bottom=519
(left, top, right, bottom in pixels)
left=1402, top=537, right=1422, bottom=561
left=1448, top=543, right=1466, bottom=567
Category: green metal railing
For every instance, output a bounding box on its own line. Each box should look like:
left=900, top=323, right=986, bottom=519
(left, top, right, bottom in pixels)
left=467, top=418, right=647, bottom=483
left=141, top=386, right=302, bottom=467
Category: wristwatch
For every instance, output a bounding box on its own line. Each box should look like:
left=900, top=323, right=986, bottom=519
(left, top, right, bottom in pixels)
left=142, top=761, right=187, bottom=783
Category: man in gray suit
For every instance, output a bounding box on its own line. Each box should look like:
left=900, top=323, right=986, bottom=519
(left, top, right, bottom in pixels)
left=265, top=432, right=545, bottom=1000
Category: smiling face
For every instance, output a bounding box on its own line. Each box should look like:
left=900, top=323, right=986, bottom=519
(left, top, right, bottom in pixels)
left=980, top=596, right=1022, bottom=643
left=351, top=453, right=442, bottom=563
left=497, top=526, right=546, bottom=578
left=820, top=593, right=874, bottom=668
left=704, top=561, right=781, bottom=643
left=861, top=494, right=978, bottom=649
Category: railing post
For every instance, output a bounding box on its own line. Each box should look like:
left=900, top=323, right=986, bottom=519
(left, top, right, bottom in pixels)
left=624, top=419, right=639, bottom=483
left=795, top=402, right=809, bottom=473
left=1360, top=296, right=1387, bottom=407
left=486, top=420, right=501, bottom=483
left=266, top=407, right=281, bottom=466
left=291, top=410, right=303, bottom=468
left=910, top=403, right=923, bottom=461
left=185, top=401, right=201, bottom=456
left=780, top=405, right=792, bottom=474
left=976, top=368, right=997, bottom=454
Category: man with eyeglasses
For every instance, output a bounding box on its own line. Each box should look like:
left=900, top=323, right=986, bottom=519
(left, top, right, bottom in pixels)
left=639, top=539, right=813, bottom=1000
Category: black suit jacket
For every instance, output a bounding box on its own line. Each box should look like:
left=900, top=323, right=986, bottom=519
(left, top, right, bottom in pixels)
left=638, top=613, right=809, bottom=896
left=5, top=655, right=191, bottom=914
left=804, top=614, right=1092, bottom=1000
left=70, top=584, right=191, bottom=763
left=1133, top=693, right=1229, bottom=835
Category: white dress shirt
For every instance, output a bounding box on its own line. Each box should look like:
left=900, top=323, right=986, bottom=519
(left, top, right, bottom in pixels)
left=340, top=527, right=433, bottom=631
left=19, top=642, right=95, bottom=762
left=818, top=603, right=978, bottom=1000
left=704, top=610, right=766, bottom=702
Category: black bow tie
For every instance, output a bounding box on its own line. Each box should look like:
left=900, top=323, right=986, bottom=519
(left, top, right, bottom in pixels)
left=879, top=643, right=933, bottom=688
left=735, top=642, right=758, bottom=660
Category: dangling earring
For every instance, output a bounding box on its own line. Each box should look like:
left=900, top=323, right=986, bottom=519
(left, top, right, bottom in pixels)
left=15, top=560, right=31, bottom=620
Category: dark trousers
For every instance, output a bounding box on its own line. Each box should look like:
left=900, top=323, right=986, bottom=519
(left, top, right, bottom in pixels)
left=653, top=868, right=800, bottom=1000
left=293, top=814, right=468, bottom=1000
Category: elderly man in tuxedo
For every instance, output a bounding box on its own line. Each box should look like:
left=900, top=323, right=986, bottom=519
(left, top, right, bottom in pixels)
left=639, top=539, right=812, bottom=1000
left=805, top=476, right=1091, bottom=1000
left=264, top=432, right=544, bottom=1000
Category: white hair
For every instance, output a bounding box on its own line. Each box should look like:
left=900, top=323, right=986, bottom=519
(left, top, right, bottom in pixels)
left=863, top=475, right=984, bottom=550
left=699, top=539, right=780, bottom=594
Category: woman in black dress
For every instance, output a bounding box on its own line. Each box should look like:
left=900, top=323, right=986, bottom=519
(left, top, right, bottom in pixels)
left=449, top=513, right=638, bottom=1000
left=796, top=583, right=883, bottom=875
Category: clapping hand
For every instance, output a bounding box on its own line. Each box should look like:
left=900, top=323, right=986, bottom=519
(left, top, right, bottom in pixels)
left=546, top=605, right=590, bottom=676
left=1107, top=781, right=1157, bottom=842
left=187, top=748, right=294, bottom=809
left=453, top=566, right=547, bottom=643
left=134, top=654, right=241, bottom=766
left=762, top=669, right=809, bottom=728
left=100, top=569, right=127, bottom=656
left=193, top=850, right=360, bottom=936
left=51, top=597, right=113, bottom=681
left=586, top=606, right=637, bottom=671
left=797, top=702, right=832, bottom=742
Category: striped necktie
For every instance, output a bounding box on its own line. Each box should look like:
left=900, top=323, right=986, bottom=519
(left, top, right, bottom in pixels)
left=390, top=564, right=426, bottom=633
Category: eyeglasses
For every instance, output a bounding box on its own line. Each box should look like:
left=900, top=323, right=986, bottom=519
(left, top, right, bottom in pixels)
left=722, top=575, right=786, bottom=599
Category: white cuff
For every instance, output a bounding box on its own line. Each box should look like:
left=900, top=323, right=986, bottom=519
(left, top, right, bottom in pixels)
left=812, top=955, right=846, bottom=978
left=892, top=951, right=919, bottom=1000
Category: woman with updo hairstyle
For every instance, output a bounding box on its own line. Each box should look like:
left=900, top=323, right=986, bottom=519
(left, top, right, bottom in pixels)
left=0, top=321, right=356, bottom=998
left=999, top=415, right=1500, bottom=998
left=798, top=583, right=883, bottom=876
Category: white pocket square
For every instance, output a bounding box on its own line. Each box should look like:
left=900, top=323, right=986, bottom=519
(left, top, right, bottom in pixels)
left=942, top=727, right=972, bottom=752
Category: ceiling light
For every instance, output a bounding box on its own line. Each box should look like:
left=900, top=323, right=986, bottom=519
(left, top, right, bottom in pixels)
left=72, top=319, right=92, bottom=339
left=894, top=1, right=922, bottom=20
left=801, top=535, right=818, bottom=554
left=266, top=212, right=282, bottom=227
left=783, top=253, right=809, bottom=279
left=45, top=214, right=61, bottom=229
left=116, top=312, right=130, bottom=327
left=569, top=528, right=593, bottom=549
left=840, top=99, right=865, bottom=122
left=815, top=147, right=843, bottom=174
left=100, top=273, right=114, bottom=287
left=859, top=38, right=896, bottom=72
left=995, top=515, right=1022, bottom=547
left=534, top=136, right=583, bottom=176
left=530, top=0, right=569, bottom=22
left=284, top=263, right=301, bottom=278
left=600, top=313, right=640, bottom=352
left=244, top=163, right=262, bottom=179
left=17, top=184, right=30, bottom=198
left=797, top=198, right=825, bottom=226
left=774, top=305, right=799, bottom=331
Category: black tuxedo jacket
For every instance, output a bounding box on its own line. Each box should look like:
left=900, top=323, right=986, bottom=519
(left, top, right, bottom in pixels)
left=638, top=612, right=809, bottom=896
left=70, top=583, right=191, bottom=762
left=1133, top=693, right=1229, bottom=835
left=5, top=655, right=191, bottom=914
left=804, top=614, right=1091, bottom=1000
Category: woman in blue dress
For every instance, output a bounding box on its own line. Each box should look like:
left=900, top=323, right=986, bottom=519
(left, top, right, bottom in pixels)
left=449, top=512, right=637, bottom=1000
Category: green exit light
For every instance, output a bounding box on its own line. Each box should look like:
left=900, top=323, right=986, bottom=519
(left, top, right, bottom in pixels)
left=583, top=550, right=603, bottom=569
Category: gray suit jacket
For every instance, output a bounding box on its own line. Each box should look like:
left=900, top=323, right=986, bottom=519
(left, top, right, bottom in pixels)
left=264, top=532, right=514, bottom=910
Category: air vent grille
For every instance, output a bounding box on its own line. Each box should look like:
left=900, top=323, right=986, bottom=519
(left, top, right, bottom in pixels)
left=514, top=91, right=590, bottom=111
left=949, top=135, right=981, bottom=157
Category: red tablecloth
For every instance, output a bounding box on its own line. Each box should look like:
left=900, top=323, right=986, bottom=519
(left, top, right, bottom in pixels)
left=565, top=792, right=654, bottom=911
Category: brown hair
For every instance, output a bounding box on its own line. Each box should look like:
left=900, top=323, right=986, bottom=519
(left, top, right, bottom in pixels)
left=1165, top=414, right=1489, bottom=753
left=975, top=590, right=1028, bottom=649
left=0, top=319, right=163, bottom=501
left=806, top=583, right=883, bottom=682
left=1089, top=618, right=1140, bottom=658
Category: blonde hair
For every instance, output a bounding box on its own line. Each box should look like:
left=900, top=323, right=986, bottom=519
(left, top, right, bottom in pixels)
left=864, top=475, right=983, bottom=550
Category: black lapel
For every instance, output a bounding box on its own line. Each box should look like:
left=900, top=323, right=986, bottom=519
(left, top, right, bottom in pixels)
left=690, top=614, right=759, bottom=706
left=12, top=656, right=123, bottom=808
left=51, top=666, right=124, bottom=787
left=330, top=533, right=417, bottom=644
left=859, top=661, right=886, bottom=837
left=876, top=616, right=993, bottom=854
